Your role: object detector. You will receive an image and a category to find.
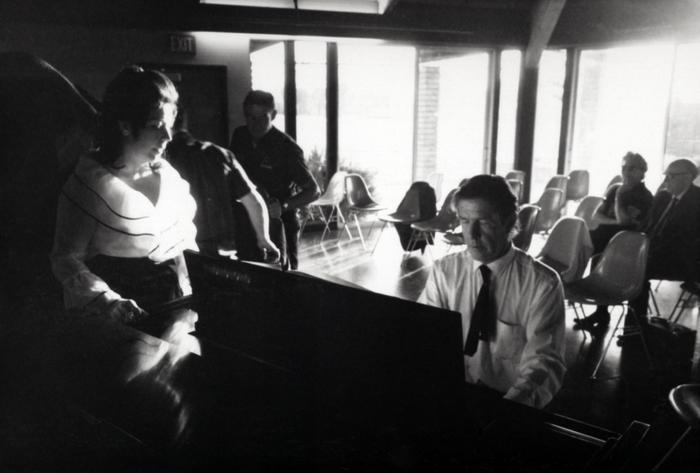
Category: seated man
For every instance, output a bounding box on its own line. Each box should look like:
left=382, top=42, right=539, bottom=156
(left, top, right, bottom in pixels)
left=419, top=175, right=566, bottom=409
left=628, top=158, right=700, bottom=320
left=166, top=109, right=280, bottom=261
left=577, top=152, right=653, bottom=331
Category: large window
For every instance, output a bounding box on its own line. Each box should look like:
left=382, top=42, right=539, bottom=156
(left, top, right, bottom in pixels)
left=666, top=42, right=700, bottom=184
left=338, top=43, right=416, bottom=207
left=295, top=41, right=327, bottom=187
left=531, top=49, right=567, bottom=199
left=414, top=48, right=490, bottom=195
left=570, top=43, right=675, bottom=195
left=250, top=40, right=286, bottom=132
left=495, top=49, right=522, bottom=177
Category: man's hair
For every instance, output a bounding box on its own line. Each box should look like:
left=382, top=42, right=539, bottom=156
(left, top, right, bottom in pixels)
left=453, top=174, right=517, bottom=228
left=243, top=90, right=275, bottom=111
left=668, top=158, right=699, bottom=179
left=622, top=151, right=647, bottom=173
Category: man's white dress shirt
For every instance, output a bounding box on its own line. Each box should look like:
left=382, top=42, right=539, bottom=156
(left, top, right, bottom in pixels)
left=419, top=245, right=566, bottom=409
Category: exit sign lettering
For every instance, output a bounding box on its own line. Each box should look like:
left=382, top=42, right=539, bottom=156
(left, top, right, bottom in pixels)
left=169, top=35, right=196, bottom=55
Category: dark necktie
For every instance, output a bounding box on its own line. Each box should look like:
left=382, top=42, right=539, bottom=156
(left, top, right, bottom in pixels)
left=464, top=265, right=492, bottom=356
left=651, top=197, right=679, bottom=237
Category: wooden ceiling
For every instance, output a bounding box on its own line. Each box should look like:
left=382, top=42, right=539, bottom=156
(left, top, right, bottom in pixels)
left=3, top=0, right=700, bottom=47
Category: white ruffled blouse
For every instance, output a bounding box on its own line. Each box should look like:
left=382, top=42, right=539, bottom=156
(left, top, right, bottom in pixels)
left=51, top=154, right=198, bottom=312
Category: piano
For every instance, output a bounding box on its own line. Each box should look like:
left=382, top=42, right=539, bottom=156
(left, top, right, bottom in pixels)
left=53, top=251, right=649, bottom=472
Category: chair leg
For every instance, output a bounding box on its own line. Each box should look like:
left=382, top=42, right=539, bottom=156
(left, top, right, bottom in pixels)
left=649, top=290, right=661, bottom=318
left=669, top=289, right=689, bottom=324
left=591, top=305, right=625, bottom=379
left=571, top=303, right=588, bottom=341
left=353, top=213, right=367, bottom=250
left=651, top=426, right=692, bottom=472
left=626, top=306, right=654, bottom=370
left=370, top=221, right=387, bottom=255
left=336, top=206, right=353, bottom=240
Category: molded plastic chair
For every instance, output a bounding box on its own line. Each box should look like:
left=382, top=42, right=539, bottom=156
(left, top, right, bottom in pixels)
left=564, top=231, right=652, bottom=379
left=376, top=181, right=436, bottom=254
left=507, top=179, right=523, bottom=204
left=574, top=195, right=604, bottom=230
left=545, top=174, right=569, bottom=198
left=566, top=169, right=590, bottom=202
left=652, top=383, right=700, bottom=471
left=512, top=204, right=540, bottom=252
left=537, top=217, right=593, bottom=284
left=533, top=188, right=565, bottom=234
left=344, top=174, right=385, bottom=249
left=302, top=171, right=351, bottom=241
left=505, top=170, right=526, bottom=184
left=411, top=188, right=459, bottom=253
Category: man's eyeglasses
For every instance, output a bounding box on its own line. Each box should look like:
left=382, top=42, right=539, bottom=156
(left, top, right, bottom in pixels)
left=665, top=172, right=690, bottom=179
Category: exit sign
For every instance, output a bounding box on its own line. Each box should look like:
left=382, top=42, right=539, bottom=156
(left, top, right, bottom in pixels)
left=169, top=34, right=196, bottom=55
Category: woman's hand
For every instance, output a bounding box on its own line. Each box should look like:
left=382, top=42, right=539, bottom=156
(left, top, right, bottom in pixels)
left=105, top=298, right=148, bottom=324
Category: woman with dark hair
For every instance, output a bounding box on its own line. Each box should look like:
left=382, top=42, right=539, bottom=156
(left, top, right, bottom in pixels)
left=51, top=66, right=197, bottom=323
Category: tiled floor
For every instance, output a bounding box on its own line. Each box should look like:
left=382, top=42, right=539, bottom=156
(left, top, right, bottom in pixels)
left=297, top=218, right=700, bottom=470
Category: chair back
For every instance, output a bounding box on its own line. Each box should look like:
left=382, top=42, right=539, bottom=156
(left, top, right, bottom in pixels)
left=566, top=170, right=589, bottom=201
left=537, top=217, right=593, bottom=283
left=512, top=204, right=540, bottom=252
left=386, top=181, right=436, bottom=222
left=574, top=195, right=604, bottom=229
left=507, top=179, right=523, bottom=204
left=545, top=174, right=568, bottom=202
left=313, top=170, right=347, bottom=206
left=534, top=188, right=565, bottom=233
left=592, top=231, right=649, bottom=301
left=345, top=173, right=378, bottom=208
left=505, top=170, right=526, bottom=184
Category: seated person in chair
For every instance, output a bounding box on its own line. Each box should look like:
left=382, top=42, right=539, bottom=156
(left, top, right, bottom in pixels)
left=577, top=151, right=653, bottom=331
left=419, top=175, right=566, bottom=409
left=628, top=158, right=700, bottom=322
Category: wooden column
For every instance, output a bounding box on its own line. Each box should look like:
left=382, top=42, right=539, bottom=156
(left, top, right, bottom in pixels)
left=284, top=40, right=297, bottom=139
left=326, top=42, right=339, bottom=183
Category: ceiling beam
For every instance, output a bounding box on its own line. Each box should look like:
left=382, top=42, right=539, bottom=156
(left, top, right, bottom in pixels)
left=524, top=0, right=566, bottom=68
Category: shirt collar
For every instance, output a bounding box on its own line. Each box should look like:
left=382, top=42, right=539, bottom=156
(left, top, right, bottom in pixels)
left=470, top=243, right=516, bottom=278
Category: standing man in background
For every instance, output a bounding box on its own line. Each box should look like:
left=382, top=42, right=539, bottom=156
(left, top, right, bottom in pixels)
left=229, top=90, right=319, bottom=270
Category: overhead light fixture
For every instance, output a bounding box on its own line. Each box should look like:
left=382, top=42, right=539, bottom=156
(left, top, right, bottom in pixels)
left=200, top=0, right=394, bottom=14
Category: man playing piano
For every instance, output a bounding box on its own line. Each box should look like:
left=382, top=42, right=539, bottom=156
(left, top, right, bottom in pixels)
left=419, top=175, right=566, bottom=409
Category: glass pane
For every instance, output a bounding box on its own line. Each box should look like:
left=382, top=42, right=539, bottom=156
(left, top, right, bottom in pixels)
left=414, top=47, right=490, bottom=197
left=531, top=49, right=566, bottom=199
left=495, top=49, right=522, bottom=177
left=250, top=40, right=286, bottom=132
left=338, top=43, right=416, bottom=208
left=571, top=43, right=674, bottom=195
left=295, top=40, right=327, bottom=188
left=666, top=42, right=700, bottom=186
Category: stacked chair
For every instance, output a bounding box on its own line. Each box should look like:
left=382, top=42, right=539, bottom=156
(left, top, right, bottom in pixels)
left=344, top=173, right=385, bottom=250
